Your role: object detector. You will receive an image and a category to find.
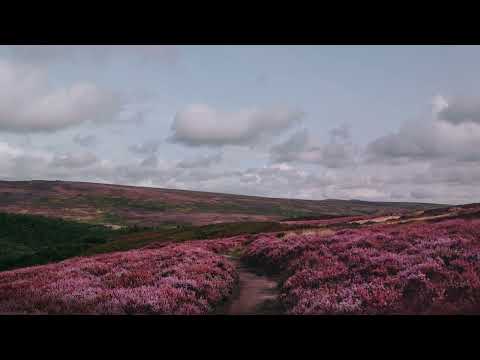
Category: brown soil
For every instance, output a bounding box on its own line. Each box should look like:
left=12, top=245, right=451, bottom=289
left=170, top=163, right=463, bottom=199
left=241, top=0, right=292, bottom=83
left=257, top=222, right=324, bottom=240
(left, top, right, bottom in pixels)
left=216, top=257, right=281, bottom=315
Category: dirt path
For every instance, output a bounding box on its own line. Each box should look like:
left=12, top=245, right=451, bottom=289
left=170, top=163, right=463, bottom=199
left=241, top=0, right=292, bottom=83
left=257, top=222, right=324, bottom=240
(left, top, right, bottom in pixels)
left=216, top=256, right=281, bottom=315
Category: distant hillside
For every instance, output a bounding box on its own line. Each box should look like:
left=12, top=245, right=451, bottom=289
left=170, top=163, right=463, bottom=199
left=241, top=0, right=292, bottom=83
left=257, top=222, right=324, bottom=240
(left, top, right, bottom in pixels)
left=0, top=212, right=114, bottom=271
left=0, top=180, right=448, bottom=227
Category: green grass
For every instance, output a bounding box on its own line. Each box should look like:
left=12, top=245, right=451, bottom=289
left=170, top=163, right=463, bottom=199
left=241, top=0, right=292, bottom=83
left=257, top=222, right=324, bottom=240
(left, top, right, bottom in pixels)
left=82, top=196, right=169, bottom=211
left=32, top=194, right=321, bottom=219
left=0, top=212, right=116, bottom=272
left=0, top=212, right=315, bottom=272
left=190, top=201, right=316, bottom=218
left=83, top=221, right=295, bottom=255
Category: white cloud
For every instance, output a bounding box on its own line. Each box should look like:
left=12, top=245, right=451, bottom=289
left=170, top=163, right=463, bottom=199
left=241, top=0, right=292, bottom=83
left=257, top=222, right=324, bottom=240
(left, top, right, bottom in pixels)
left=51, top=152, right=98, bottom=168
left=0, top=141, right=22, bottom=158
left=140, top=155, right=159, bottom=168
left=0, top=59, right=125, bottom=133
left=129, top=140, right=162, bottom=155
left=0, top=141, right=52, bottom=180
left=73, top=134, right=97, bottom=147
left=169, top=104, right=305, bottom=147
left=367, top=96, right=480, bottom=163
left=329, top=123, right=350, bottom=141
left=370, top=120, right=480, bottom=162
left=177, top=152, right=223, bottom=168
left=437, top=95, right=480, bottom=125
left=270, top=126, right=357, bottom=168
left=431, top=95, right=449, bottom=116
left=410, top=188, right=438, bottom=200
left=1, top=138, right=479, bottom=205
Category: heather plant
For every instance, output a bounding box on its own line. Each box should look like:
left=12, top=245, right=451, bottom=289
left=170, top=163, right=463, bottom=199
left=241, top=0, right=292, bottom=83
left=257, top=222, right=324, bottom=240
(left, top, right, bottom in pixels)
left=0, top=243, right=238, bottom=315
left=242, top=218, right=480, bottom=314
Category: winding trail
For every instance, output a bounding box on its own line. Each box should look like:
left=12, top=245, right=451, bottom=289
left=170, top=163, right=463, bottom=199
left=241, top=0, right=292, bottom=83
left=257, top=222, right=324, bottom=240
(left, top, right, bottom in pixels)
left=217, top=256, right=281, bottom=315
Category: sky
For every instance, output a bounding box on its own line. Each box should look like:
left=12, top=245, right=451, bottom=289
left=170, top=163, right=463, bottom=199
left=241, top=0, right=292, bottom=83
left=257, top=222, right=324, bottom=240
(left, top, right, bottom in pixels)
left=1, top=45, right=480, bottom=204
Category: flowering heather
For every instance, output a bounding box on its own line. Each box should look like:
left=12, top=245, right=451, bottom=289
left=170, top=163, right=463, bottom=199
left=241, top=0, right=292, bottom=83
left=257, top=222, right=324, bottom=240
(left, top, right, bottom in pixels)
left=243, top=218, right=480, bottom=314
left=182, top=235, right=252, bottom=253
left=0, top=244, right=237, bottom=315
left=142, top=235, right=251, bottom=254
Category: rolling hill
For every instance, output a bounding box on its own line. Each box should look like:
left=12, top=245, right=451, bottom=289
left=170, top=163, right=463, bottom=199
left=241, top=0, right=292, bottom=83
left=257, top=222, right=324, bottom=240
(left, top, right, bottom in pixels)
left=0, top=180, right=448, bottom=227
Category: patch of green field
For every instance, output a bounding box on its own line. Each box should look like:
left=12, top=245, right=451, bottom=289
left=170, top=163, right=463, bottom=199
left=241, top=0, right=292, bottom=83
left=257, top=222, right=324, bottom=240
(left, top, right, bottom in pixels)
left=100, top=211, right=126, bottom=226
left=0, top=212, right=117, bottom=272
left=0, top=212, right=316, bottom=272
left=70, top=195, right=171, bottom=212
left=83, top=221, right=295, bottom=256
left=34, top=195, right=171, bottom=213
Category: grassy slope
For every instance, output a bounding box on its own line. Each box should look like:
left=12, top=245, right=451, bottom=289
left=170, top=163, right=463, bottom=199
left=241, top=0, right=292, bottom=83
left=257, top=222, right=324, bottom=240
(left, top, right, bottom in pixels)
left=83, top=221, right=296, bottom=255
left=0, top=180, right=452, bottom=272
left=0, top=212, right=115, bottom=271
left=0, top=212, right=299, bottom=271
left=0, top=180, right=449, bottom=227
left=0, top=198, right=472, bottom=272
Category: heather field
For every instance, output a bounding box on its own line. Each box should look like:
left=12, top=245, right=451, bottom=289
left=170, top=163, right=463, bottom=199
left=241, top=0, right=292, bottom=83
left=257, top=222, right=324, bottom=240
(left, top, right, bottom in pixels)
left=1, top=185, right=480, bottom=315
left=0, top=242, right=239, bottom=314
left=2, top=206, right=480, bottom=315
left=242, top=218, right=480, bottom=314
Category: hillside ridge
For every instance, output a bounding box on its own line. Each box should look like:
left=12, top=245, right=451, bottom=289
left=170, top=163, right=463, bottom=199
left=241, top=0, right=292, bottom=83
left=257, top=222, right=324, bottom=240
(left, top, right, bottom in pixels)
left=0, top=179, right=449, bottom=227
left=0, top=179, right=450, bottom=206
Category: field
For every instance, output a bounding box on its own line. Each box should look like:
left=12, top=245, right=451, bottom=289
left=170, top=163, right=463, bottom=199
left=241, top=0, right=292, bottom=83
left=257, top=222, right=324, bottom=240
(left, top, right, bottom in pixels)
left=0, top=212, right=115, bottom=272
left=0, top=212, right=297, bottom=272
left=0, top=180, right=446, bottom=227
left=0, top=243, right=238, bottom=314
left=242, top=218, right=480, bottom=314
left=1, top=180, right=479, bottom=315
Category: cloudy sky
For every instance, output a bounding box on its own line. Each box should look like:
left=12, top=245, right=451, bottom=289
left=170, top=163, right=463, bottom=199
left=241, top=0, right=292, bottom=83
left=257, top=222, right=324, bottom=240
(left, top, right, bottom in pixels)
left=1, top=45, right=480, bottom=204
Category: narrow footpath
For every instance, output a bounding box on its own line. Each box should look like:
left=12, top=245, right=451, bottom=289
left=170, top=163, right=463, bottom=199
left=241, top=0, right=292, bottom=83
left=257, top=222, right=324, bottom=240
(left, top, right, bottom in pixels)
left=216, top=256, right=282, bottom=315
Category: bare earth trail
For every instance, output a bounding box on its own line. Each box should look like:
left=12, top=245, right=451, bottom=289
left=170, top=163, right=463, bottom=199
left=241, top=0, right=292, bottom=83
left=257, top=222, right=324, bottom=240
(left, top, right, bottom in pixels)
left=216, top=256, right=282, bottom=315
